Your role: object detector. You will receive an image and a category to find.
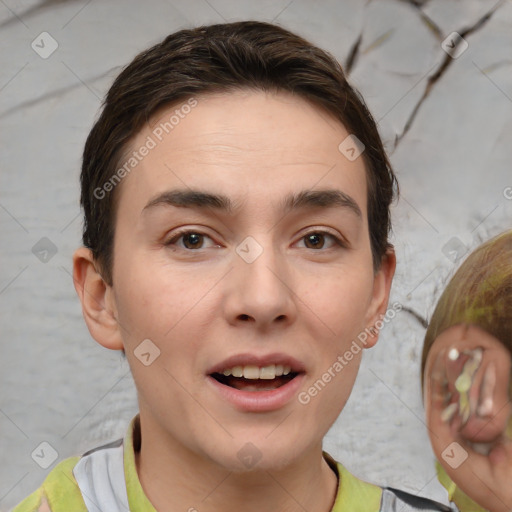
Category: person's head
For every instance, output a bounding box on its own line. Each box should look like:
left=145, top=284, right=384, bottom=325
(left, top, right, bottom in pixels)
left=422, top=230, right=512, bottom=378
left=80, top=20, right=397, bottom=285
left=422, top=230, right=512, bottom=510
left=73, top=21, right=397, bottom=472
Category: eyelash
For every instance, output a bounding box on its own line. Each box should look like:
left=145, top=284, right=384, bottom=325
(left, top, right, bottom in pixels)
left=164, top=228, right=347, bottom=251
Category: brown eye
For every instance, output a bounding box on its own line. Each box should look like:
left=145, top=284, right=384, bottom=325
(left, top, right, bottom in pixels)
left=165, top=230, right=216, bottom=250
left=182, top=232, right=203, bottom=249
left=304, top=233, right=325, bottom=249
left=298, top=231, right=344, bottom=250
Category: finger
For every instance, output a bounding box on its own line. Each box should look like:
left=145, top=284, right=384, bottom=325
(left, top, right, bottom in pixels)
left=456, top=331, right=512, bottom=445
left=461, top=360, right=512, bottom=444
left=426, top=347, right=460, bottom=438
left=446, top=345, right=484, bottom=426
left=425, top=325, right=512, bottom=511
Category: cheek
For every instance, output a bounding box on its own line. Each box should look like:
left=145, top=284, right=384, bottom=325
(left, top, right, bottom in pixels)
left=297, top=271, right=372, bottom=414
left=113, top=253, right=202, bottom=341
left=113, top=255, right=227, bottom=375
left=302, top=352, right=363, bottom=431
left=302, top=268, right=374, bottom=335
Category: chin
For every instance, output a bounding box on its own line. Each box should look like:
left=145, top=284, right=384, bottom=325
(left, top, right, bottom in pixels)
left=203, top=435, right=310, bottom=474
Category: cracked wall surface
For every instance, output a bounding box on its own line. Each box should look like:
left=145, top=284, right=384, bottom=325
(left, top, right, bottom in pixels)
left=1, top=0, right=511, bottom=509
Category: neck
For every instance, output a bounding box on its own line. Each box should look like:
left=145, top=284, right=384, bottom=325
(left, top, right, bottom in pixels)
left=134, top=415, right=338, bottom=512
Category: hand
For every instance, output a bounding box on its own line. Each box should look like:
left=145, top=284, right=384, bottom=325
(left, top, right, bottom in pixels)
left=424, top=324, right=512, bottom=512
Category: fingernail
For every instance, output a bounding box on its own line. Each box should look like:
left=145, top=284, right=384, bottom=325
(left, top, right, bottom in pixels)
left=477, top=398, right=493, bottom=417
left=448, top=348, right=460, bottom=361
left=460, top=397, right=471, bottom=425
left=477, top=362, right=496, bottom=417
left=467, top=440, right=493, bottom=456
left=441, top=402, right=458, bottom=423
left=463, top=347, right=483, bottom=363
left=469, top=392, right=478, bottom=422
left=455, top=372, right=471, bottom=393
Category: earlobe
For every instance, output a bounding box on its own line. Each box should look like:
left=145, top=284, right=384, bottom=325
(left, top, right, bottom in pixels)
left=72, top=247, right=124, bottom=351
left=364, top=247, right=397, bottom=348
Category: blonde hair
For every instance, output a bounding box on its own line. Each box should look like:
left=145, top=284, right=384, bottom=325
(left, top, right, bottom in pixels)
left=421, top=230, right=512, bottom=379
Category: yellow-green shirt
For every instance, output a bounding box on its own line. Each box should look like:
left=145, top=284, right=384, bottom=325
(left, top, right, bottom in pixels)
left=12, top=414, right=456, bottom=512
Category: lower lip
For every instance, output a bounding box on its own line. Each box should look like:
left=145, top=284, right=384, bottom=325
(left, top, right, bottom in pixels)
left=206, top=374, right=305, bottom=412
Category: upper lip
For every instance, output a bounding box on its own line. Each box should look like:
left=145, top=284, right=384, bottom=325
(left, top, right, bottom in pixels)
left=207, top=352, right=306, bottom=375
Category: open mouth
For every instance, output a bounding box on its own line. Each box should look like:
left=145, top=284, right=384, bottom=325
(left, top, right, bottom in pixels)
left=210, top=372, right=299, bottom=391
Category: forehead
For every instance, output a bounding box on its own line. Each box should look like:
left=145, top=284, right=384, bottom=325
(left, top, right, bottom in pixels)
left=115, top=89, right=368, bottom=217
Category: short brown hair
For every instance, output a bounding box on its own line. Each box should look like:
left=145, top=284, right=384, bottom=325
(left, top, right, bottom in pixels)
left=80, top=21, right=398, bottom=284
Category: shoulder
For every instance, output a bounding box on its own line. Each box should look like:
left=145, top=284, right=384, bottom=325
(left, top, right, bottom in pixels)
left=324, top=452, right=382, bottom=512
left=12, top=416, right=140, bottom=512
left=324, top=452, right=458, bottom=512
left=11, top=456, right=87, bottom=512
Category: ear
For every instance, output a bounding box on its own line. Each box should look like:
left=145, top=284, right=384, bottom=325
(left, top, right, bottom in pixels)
left=363, top=246, right=396, bottom=348
left=72, top=247, right=124, bottom=351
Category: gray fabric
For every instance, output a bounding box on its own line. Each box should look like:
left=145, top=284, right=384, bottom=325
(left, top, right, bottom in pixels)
left=380, top=488, right=459, bottom=512
left=72, top=438, right=130, bottom=512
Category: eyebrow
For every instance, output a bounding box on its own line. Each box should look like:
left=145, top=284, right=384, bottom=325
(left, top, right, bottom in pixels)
left=143, top=188, right=362, bottom=218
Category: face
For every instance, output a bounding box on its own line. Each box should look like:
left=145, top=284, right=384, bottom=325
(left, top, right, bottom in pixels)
left=96, top=90, right=394, bottom=471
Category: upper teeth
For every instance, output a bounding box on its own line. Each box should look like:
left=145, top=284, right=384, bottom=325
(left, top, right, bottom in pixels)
left=221, top=364, right=292, bottom=379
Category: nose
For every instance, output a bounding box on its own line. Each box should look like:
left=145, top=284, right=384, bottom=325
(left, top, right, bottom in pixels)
left=221, top=237, right=297, bottom=330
